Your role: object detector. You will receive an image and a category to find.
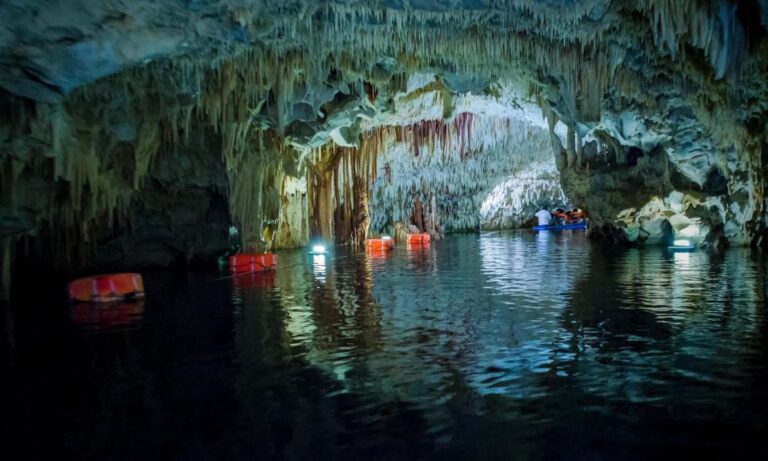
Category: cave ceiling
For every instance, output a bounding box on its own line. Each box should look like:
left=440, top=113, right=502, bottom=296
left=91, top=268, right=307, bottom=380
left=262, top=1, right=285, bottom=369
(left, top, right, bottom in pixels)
left=3, top=1, right=765, bottom=131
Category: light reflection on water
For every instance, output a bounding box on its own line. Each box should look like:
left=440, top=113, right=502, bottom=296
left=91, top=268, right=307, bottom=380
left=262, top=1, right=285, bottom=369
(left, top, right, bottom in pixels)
left=4, top=231, right=768, bottom=459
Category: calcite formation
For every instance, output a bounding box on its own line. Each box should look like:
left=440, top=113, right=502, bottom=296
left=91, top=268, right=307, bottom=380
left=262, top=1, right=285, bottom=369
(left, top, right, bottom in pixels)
left=1, top=0, right=767, bottom=298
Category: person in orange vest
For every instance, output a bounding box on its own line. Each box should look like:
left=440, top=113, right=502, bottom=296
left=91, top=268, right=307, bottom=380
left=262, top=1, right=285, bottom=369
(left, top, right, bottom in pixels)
left=551, top=208, right=568, bottom=225
left=566, top=208, right=585, bottom=223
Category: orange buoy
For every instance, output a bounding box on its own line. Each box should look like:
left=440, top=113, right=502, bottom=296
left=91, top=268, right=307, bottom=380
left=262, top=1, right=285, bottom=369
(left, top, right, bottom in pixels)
left=407, top=233, right=431, bottom=245
left=229, top=253, right=277, bottom=273
left=67, top=273, right=145, bottom=303
left=366, top=238, right=394, bottom=252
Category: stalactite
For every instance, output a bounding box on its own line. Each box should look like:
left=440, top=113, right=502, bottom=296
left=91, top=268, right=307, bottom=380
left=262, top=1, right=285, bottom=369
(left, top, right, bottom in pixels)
left=363, top=114, right=555, bottom=233
left=636, top=0, right=746, bottom=79
left=307, top=146, right=338, bottom=241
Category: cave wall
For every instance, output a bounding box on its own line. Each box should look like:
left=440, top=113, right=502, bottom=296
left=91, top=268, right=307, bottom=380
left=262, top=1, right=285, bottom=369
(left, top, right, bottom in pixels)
left=3, top=109, right=235, bottom=285
left=367, top=114, right=558, bottom=233
left=549, top=79, right=767, bottom=247
left=0, top=60, right=298, bottom=297
left=89, top=133, right=231, bottom=269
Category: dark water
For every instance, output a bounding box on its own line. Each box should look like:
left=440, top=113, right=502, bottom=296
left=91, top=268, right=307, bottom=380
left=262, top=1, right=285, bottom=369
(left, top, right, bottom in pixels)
left=3, top=231, right=768, bottom=460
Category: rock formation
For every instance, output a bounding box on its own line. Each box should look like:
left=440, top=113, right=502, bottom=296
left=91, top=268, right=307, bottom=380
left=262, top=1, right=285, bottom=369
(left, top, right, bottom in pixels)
left=1, top=0, right=767, bottom=298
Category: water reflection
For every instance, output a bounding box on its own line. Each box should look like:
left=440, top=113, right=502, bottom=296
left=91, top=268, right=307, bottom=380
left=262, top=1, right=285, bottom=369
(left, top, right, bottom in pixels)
left=6, top=235, right=768, bottom=459
left=231, top=271, right=277, bottom=290
left=267, top=235, right=767, bottom=457
left=312, top=254, right=327, bottom=282
left=69, top=300, right=145, bottom=332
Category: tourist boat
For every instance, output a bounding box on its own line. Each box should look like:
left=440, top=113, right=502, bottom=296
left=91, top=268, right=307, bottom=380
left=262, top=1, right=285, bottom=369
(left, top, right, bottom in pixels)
left=67, top=273, right=145, bottom=303
left=366, top=236, right=394, bottom=251
left=533, top=222, right=587, bottom=231
left=407, top=233, right=431, bottom=245
left=229, top=253, right=278, bottom=273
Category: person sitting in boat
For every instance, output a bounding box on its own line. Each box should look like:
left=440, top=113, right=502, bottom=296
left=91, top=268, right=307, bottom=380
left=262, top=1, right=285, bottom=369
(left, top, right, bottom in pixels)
left=535, top=208, right=552, bottom=226
left=566, top=208, right=585, bottom=223
left=551, top=208, right=568, bottom=225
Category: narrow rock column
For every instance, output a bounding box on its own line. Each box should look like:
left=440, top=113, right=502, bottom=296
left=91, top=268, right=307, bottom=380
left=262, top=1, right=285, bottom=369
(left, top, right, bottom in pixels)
left=1, top=238, right=11, bottom=301
left=566, top=125, right=577, bottom=168
left=412, top=196, right=426, bottom=232
left=309, top=167, right=335, bottom=242
left=575, top=131, right=584, bottom=168
left=352, top=175, right=370, bottom=247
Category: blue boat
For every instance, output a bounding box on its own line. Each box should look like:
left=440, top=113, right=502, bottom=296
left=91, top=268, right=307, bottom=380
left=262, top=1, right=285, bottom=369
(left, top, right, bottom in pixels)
left=533, top=222, right=587, bottom=231
left=667, top=245, right=696, bottom=252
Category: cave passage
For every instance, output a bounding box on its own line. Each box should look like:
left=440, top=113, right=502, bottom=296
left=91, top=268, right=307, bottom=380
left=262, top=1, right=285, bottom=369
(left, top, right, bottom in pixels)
left=2, top=0, right=768, bottom=459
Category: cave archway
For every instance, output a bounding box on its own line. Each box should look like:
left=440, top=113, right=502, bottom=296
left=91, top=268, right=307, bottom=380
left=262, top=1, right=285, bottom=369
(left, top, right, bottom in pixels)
left=479, top=162, right=570, bottom=230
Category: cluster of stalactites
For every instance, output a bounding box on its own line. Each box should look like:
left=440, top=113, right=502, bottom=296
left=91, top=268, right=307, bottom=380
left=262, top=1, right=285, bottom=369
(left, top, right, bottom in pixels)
left=246, top=0, right=747, bottom=120
left=637, top=0, right=747, bottom=79
left=1, top=47, right=331, bottom=259
left=225, top=128, right=291, bottom=252
left=384, top=113, right=474, bottom=160
left=358, top=113, right=540, bottom=165
left=306, top=134, right=378, bottom=245
left=365, top=114, right=555, bottom=233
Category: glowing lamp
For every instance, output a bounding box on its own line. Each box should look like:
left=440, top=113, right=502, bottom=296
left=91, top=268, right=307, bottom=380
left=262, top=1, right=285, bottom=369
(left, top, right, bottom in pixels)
left=312, top=245, right=327, bottom=254
left=673, top=239, right=691, bottom=247
left=381, top=235, right=392, bottom=240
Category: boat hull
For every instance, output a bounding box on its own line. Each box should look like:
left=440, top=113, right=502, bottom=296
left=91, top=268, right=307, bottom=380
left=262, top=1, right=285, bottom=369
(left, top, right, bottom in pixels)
left=667, top=246, right=696, bottom=252
left=533, top=223, right=587, bottom=231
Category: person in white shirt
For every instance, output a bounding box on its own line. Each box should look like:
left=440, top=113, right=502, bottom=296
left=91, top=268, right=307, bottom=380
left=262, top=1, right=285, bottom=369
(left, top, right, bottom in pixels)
left=535, top=208, right=552, bottom=226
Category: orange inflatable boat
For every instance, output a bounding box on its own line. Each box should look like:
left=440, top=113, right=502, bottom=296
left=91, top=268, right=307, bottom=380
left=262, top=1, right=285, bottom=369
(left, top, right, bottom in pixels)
left=67, top=273, right=145, bottom=303
left=229, top=253, right=278, bottom=273
left=407, top=233, right=431, bottom=245
left=366, top=237, right=394, bottom=252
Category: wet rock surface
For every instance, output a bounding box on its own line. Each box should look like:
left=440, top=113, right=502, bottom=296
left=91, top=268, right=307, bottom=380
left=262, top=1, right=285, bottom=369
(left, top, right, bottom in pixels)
left=92, top=144, right=231, bottom=270
left=9, top=130, right=232, bottom=284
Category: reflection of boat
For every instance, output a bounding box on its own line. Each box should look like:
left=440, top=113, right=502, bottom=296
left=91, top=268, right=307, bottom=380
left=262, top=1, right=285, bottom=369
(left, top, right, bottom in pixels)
left=67, top=273, right=145, bottom=303
left=366, top=249, right=393, bottom=261
left=232, top=271, right=277, bottom=290
left=70, top=300, right=145, bottom=331
left=407, top=241, right=431, bottom=254
left=533, top=222, right=587, bottom=231
left=667, top=239, right=696, bottom=252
